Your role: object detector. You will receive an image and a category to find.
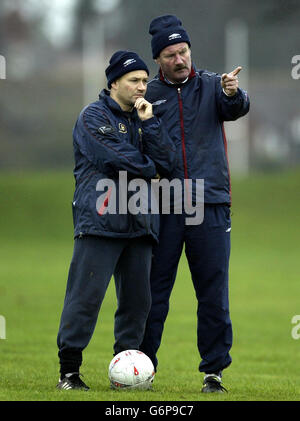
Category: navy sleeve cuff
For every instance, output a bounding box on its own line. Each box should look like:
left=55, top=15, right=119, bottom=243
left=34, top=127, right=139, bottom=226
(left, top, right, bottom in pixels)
left=141, top=115, right=159, bottom=128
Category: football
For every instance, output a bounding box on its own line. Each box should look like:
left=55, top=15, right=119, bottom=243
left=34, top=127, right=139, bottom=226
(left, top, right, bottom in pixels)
left=108, top=350, right=155, bottom=389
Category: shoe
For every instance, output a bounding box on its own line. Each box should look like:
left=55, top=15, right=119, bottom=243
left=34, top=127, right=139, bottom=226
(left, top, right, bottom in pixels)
left=56, top=372, right=90, bottom=391
left=201, top=373, right=227, bottom=393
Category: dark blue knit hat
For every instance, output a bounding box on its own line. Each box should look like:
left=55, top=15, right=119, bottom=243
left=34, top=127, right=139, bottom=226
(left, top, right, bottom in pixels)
left=149, top=15, right=191, bottom=59
left=105, top=50, right=149, bottom=89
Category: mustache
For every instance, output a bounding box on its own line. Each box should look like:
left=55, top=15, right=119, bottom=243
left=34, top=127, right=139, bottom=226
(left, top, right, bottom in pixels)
left=174, top=65, right=188, bottom=71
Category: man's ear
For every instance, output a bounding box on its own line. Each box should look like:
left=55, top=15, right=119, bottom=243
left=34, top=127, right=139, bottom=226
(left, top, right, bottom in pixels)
left=155, top=58, right=160, bottom=66
left=111, top=79, right=119, bottom=90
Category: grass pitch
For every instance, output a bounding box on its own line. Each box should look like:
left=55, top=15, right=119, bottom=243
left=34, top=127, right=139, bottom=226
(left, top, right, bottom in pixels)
left=0, top=169, right=300, bottom=402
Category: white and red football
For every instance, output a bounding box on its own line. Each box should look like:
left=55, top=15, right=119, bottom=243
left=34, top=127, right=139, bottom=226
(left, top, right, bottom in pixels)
left=108, top=350, right=155, bottom=390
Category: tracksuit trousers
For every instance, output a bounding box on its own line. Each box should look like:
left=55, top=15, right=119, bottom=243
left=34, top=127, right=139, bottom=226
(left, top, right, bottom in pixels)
left=140, top=204, right=233, bottom=374
left=57, top=235, right=153, bottom=377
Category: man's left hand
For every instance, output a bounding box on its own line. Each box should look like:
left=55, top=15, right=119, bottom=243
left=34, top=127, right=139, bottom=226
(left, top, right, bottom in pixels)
left=135, top=98, right=153, bottom=121
left=221, top=66, right=242, bottom=96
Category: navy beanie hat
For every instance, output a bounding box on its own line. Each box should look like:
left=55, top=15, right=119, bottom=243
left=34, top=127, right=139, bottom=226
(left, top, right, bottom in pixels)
left=105, top=50, right=149, bottom=89
left=149, top=15, right=191, bottom=59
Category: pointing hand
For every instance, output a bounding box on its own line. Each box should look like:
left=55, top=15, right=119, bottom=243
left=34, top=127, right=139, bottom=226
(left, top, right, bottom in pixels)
left=221, top=66, right=242, bottom=96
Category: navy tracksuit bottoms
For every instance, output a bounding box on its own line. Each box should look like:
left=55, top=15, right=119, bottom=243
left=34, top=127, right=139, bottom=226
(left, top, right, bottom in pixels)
left=140, top=204, right=233, bottom=374
left=57, top=235, right=153, bottom=376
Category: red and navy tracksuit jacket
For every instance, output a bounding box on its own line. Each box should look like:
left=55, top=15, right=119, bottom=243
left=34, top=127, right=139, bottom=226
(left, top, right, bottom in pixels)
left=146, top=66, right=250, bottom=205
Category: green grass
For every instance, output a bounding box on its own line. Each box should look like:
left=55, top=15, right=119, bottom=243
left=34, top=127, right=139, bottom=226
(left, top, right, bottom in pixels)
left=0, top=169, right=300, bottom=401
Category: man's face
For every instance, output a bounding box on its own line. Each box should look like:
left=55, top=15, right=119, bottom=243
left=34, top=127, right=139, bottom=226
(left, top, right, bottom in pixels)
left=111, top=70, right=148, bottom=111
left=156, top=42, right=192, bottom=84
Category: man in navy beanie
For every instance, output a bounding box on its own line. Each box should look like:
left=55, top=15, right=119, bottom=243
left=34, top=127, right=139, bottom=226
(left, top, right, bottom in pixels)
left=56, top=50, right=176, bottom=390
left=140, top=15, right=250, bottom=393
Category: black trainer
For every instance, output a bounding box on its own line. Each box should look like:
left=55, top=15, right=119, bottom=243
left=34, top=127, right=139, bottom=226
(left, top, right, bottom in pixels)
left=56, top=373, right=90, bottom=391
left=201, top=373, right=227, bottom=393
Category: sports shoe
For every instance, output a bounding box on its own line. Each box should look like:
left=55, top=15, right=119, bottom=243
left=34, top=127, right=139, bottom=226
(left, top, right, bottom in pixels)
left=56, top=372, right=90, bottom=391
left=201, top=373, right=227, bottom=393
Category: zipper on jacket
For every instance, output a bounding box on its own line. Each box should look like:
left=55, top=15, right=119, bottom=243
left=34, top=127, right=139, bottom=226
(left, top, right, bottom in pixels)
left=177, top=87, right=191, bottom=207
left=127, top=116, right=135, bottom=146
left=127, top=115, right=150, bottom=233
left=138, top=128, right=143, bottom=152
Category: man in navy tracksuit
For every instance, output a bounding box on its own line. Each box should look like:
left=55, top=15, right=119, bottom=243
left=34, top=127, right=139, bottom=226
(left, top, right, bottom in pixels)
left=56, top=51, right=176, bottom=390
left=139, top=15, right=250, bottom=393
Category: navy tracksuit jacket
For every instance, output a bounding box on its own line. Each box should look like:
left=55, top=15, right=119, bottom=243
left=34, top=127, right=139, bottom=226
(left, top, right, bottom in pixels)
left=71, top=89, right=176, bottom=242
left=140, top=66, right=250, bottom=374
